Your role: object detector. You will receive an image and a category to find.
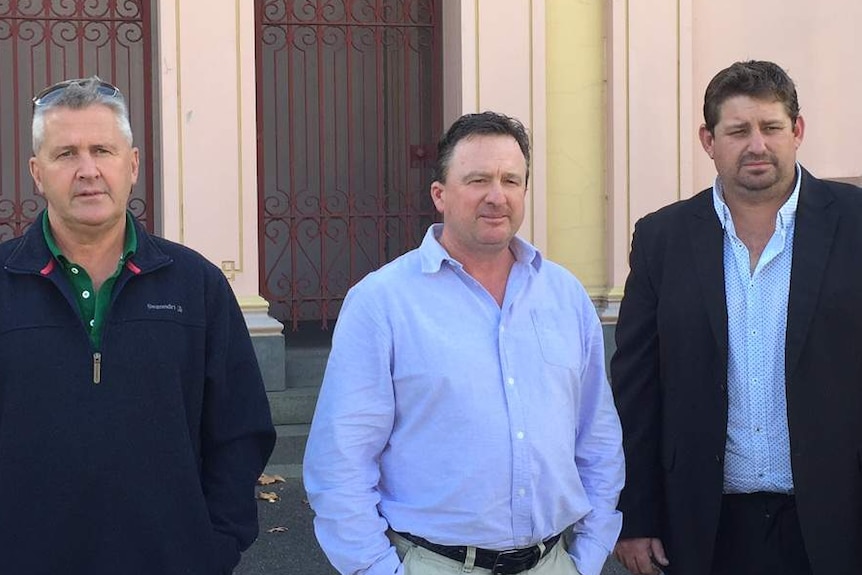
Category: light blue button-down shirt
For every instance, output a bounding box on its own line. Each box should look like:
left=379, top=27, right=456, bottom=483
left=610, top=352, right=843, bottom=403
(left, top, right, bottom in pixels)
left=712, top=166, right=800, bottom=494
left=304, top=224, right=624, bottom=575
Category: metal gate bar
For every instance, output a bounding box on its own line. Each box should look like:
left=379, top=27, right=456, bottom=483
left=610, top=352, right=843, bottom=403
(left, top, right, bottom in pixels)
left=0, top=0, right=155, bottom=240
left=256, top=0, right=441, bottom=330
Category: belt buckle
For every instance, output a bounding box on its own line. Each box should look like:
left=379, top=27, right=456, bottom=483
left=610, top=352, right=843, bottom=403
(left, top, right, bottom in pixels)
left=491, top=546, right=540, bottom=575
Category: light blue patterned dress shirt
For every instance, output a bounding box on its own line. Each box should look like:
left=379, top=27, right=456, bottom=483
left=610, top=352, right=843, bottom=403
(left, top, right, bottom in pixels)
left=304, top=224, right=624, bottom=575
left=712, top=166, right=801, bottom=494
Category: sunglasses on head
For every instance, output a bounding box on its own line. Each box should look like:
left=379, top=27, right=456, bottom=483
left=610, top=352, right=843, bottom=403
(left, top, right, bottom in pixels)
left=32, top=77, right=122, bottom=108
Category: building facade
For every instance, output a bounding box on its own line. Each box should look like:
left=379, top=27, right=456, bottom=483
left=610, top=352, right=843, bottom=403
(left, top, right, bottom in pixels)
left=2, top=0, right=861, bottom=394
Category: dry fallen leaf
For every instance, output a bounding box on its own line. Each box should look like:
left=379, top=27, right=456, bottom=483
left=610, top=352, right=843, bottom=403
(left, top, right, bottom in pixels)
left=258, top=491, right=280, bottom=503
left=257, top=473, right=286, bottom=486
left=267, top=527, right=289, bottom=533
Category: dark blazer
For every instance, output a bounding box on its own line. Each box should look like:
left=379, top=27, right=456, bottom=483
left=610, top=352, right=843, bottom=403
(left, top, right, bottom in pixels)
left=611, top=168, right=862, bottom=575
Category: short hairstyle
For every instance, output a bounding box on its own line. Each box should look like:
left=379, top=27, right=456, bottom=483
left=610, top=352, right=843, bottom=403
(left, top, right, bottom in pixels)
left=703, top=60, right=800, bottom=134
left=433, top=111, right=531, bottom=186
left=32, top=76, right=133, bottom=153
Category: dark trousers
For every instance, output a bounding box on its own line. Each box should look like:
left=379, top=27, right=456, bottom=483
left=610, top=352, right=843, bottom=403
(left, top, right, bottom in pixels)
left=711, top=492, right=812, bottom=575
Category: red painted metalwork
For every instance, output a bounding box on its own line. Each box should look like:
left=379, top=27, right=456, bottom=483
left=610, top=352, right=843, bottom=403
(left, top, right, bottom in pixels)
left=256, top=0, right=442, bottom=331
left=0, top=0, right=155, bottom=240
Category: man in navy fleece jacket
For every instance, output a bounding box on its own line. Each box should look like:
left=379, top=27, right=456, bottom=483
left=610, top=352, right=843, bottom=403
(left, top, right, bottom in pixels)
left=0, top=76, right=275, bottom=574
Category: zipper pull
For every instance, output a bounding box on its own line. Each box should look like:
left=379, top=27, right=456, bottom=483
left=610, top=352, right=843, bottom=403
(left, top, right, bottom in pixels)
left=93, top=352, right=102, bottom=384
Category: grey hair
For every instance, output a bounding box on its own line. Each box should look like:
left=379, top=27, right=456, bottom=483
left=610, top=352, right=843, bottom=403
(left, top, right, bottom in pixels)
left=32, top=76, right=133, bottom=153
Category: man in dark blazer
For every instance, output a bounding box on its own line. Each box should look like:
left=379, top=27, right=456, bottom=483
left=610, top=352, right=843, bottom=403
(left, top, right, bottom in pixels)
left=611, top=60, right=862, bottom=575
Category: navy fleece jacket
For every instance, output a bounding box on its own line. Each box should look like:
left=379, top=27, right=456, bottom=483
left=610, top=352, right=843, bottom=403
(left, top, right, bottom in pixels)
left=0, top=214, right=275, bottom=574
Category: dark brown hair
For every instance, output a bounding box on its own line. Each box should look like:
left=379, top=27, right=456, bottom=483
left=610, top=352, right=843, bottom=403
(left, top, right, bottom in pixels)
left=703, top=60, right=800, bottom=133
left=433, top=111, right=531, bottom=185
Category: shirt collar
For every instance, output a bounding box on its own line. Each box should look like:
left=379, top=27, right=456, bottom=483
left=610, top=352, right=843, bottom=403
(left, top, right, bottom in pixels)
left=418, top=223, right=543, bottom=273
left=42, top=210, right=139, bottom=263
left=711, top=162, right=801, bottom=233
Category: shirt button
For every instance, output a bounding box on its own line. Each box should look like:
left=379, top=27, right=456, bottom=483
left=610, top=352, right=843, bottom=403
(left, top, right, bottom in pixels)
left=82, top=290, right=91, bottom=299
left=89, top=319, right=95, bottom=327
left=518, top=488, right=526, bottom=497
left=499, top=325, right=505, bottom=333
left=71, top=267, right=79, bottom=274
left=516, top=431, right=525, bottom=440
left=507, top=377, right=515, bottom=386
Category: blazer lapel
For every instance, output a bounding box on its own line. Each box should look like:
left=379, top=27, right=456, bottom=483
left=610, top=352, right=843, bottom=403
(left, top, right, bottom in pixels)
left=786, top=170, right=838, bottom=378
left=687, top=192, right=728, bottom=359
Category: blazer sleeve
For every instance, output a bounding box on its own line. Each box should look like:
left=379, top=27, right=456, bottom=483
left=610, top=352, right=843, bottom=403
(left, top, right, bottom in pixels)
left=610, top=218, right=666, bottom=539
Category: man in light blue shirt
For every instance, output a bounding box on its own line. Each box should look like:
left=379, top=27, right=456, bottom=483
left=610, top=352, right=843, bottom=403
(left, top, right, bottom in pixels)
left=304, top=111, right=624, bottom=575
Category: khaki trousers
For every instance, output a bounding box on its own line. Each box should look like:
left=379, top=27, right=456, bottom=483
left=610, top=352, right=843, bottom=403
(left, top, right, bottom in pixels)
left=388, top=532, right=582, bottom=575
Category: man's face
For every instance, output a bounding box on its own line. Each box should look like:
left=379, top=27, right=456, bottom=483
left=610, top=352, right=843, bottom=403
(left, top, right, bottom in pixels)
left=699, top=95, right=804, bottom=201
left=431, top=134, right=527, bottom=260
left=29, top=104, right=138, bottom=235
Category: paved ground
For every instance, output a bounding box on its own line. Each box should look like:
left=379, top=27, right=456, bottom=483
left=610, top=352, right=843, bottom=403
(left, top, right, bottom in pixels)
left=236, top=472, right=333, bottom=575
left=236, top=472, right=631, bottom=575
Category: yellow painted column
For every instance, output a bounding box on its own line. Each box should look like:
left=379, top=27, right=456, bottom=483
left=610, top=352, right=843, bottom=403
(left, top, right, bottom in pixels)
left=546, top=0, right=606, bottom=295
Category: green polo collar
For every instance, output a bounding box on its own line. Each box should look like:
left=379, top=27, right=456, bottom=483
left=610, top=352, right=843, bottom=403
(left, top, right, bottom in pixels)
left=42, top=211, right=138, bottom=348
left=42, top=210, right=137, bottom=260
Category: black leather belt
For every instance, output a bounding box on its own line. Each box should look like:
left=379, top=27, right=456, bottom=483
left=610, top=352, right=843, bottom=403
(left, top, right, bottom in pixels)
left=396, top=531, right=562, bottom=575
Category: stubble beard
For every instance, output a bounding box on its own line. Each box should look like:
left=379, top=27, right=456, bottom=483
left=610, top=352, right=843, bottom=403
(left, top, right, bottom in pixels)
left=730, top=155, right=792, bottom=203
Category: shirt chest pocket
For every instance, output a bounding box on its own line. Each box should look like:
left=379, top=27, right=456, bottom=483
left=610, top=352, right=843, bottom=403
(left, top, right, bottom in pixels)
left=530, top=308, right=582, bottom=371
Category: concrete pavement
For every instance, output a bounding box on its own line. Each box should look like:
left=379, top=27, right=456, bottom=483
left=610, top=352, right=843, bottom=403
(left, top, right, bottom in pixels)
left=236, top=471, right=334, bottom=575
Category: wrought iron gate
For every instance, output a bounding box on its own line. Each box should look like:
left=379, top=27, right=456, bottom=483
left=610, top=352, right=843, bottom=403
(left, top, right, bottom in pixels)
left=256, top=0, right=442, bottom=331
left=0, top=0, right=155, bottom=239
